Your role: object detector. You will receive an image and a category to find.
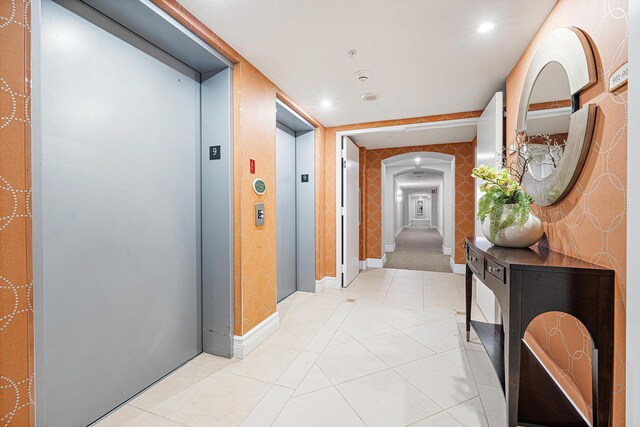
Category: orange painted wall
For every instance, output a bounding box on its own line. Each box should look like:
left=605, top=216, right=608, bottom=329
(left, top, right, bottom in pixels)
left=362, top=140, right=476, bottom=264
left=323, top=111, right=481, bottom=277
left=507, top=0, right=628, bottom=423
left=0, top=0, right=34, bottom=425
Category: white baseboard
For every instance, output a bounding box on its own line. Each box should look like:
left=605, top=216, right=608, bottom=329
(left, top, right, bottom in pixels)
left=382, top=253, right=388, bottom=266
left=450, top=258, right=465, bottom=275
left=366, top=258, right=384, bottom=268
left=395, top=228, right=403, bottom=238
left=233, top=312, right=279, bottom=359
left=359, top=260, right=367, bottom=271
left=315, top=276, right=339, bottom=292
left=442, top=245, right=451, bottom=255
left=384, top=243, right=396, bottom=253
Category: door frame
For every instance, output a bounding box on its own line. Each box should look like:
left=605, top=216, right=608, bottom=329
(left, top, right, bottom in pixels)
left=275, top=99, right=316, bottom=299
left=31, top=0, right=235, bottom=423
left=335, top=118, right=476, bottom=283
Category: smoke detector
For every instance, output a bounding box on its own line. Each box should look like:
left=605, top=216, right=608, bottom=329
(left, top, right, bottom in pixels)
left=355, top=69, right=373, bottom=82
left=362, top=92, right=379, bottom=102
left=347, top=49, right=358, bottom=59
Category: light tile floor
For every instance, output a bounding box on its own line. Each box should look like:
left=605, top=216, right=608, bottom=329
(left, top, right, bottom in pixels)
left=96, top=268, right=506, bottom=427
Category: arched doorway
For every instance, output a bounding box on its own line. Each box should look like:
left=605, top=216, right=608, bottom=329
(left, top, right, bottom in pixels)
left=381, top=153, right=455, bottom=272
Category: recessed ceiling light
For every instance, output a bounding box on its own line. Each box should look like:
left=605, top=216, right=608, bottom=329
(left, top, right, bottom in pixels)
left=415, top=157, right=421, bottom=163
left=321, top=99, right=333, bottom=108
left=477, top=22, right=495, bottom=33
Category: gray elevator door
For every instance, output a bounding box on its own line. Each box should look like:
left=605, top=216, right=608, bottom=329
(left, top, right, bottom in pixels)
left=276, top=124, right=297, bottom=302
left=39, top=1, right=201, bottom=425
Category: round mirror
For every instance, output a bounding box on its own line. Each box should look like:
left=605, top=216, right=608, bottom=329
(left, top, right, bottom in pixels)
left=524, top=61, right=572, bottom=180
left=515, top=27, right=597, bottom=206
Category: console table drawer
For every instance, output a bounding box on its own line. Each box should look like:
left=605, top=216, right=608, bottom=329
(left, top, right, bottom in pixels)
left=486, top=259, right=506, bottom=283
left=467, top=246, right=485, bottom=279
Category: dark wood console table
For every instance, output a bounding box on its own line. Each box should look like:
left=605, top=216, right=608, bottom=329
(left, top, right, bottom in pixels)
left=465, top=237, right=614, bottom=427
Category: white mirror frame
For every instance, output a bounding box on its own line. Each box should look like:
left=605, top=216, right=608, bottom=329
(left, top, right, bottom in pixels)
left=517, top=27, right=597, bottom=206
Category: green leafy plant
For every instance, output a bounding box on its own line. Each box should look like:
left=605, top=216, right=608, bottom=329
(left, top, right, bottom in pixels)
left=472, top=165, right=533, bottom=241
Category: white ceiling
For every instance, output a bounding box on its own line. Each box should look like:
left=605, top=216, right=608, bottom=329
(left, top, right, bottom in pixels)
left=396, top=170, right=442, bottom=189
left=180, top=0, right=557, bottom=126
left=350, top=119, right=478, bottom=149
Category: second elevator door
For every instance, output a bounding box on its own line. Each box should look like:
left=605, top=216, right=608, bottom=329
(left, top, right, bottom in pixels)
left=276, top=124, right=297, bottom=301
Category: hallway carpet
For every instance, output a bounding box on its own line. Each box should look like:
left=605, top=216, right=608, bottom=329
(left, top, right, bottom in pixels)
left=384, top=228, right=452, bottom=272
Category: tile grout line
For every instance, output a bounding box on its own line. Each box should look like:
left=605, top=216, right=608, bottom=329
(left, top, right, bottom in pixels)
left=313, top=360, right=385, bottom=425
left=455, top=319, right=493, bottom=427
left=136, top=405, right=192, bottom=426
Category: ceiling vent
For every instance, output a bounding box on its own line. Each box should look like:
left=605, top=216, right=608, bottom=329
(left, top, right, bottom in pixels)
left=355, top=69, right=373, bottom=82
left=412, top=171, right=426, bottom=175
left=362, top=92, right=379, bottom=102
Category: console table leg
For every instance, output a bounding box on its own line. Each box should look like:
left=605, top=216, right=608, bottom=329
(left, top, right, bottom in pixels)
left=594, top=279, right=614, bottom=427
left=465, top=265, right=472, bottom=342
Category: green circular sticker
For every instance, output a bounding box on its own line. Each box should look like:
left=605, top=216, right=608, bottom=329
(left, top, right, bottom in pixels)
left=253, top=178, right=266, bottom=195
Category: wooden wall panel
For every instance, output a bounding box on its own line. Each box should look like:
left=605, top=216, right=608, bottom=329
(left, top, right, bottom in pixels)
left=507, top=0, right=628, bottom=423
left=0, top=0, right=34, bottom=425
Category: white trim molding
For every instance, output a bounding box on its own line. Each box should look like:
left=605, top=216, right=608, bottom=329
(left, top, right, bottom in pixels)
left=442, top=245, right=451, bottom=255
left=450, top=258, right=465, bottom=275
left=366, top=257, right=387, bottom=268
left=233, top=312, right=279, bottom=359
left=315, top=276, right=339, bottom=292
left=395, top=227, right=404, bottom=238
left=628, top=0, right=639, bottom=423
left=385, top=243, right=396, bottom=253
left=359, top=260, right=367, bottom=271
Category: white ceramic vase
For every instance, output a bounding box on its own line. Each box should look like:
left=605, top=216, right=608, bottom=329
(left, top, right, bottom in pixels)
left=481, top=204, right=544, bottom=248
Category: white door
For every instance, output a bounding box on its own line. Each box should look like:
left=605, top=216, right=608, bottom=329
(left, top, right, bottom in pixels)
left=475, top=92, right=504, bottom=323
left=343, top=137, right=360, bottom=286
left=476, top=92, right=504, bottom=235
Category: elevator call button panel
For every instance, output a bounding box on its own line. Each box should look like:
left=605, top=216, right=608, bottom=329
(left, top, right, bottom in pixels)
left=255, top=203, right=265, bottom=226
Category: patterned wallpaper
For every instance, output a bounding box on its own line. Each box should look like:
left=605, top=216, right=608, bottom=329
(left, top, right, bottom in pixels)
left=323, top=111, right=481, bottom=277
left=0, top=0, right=34, bottom=425
left=362, top=141, right=476, bottom=264
left=506, top=0, right=628, bottom=423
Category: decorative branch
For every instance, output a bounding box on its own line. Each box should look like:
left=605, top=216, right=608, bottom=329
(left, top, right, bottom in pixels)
left=499, top=130, right=566, bottom=183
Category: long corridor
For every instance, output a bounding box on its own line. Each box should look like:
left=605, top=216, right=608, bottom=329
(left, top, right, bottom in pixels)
left=97, top=269, right=503, bottom=427
left=385, top=229, right=452, bottom=273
